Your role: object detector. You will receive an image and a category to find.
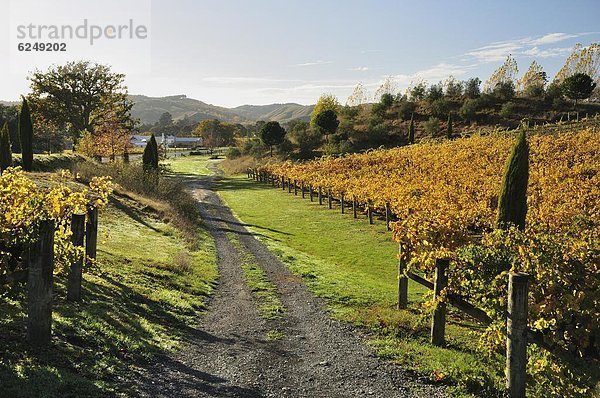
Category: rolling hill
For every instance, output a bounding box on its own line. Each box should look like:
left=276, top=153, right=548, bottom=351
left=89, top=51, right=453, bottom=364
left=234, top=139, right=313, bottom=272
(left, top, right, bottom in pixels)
left=129, top=95, right=250, bottom=125
left=231, top=103, right=314, bottom=123
left=130, top=95, right=314, bottom=125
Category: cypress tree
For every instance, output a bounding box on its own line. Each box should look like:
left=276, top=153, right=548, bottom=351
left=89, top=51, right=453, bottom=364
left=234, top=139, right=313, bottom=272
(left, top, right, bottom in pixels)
left=0, top=122, right=13, bottom=172
left=149, top=134, right=159, bottom=169
left=18, top=97, right=34, bottom=171
left=446, top=113, right=453, bottom=139
left=142, top=138, right=155, bottom=171
left=497, top=130, right=529, bottom=230
left=408, top=114, right=415, bottom=144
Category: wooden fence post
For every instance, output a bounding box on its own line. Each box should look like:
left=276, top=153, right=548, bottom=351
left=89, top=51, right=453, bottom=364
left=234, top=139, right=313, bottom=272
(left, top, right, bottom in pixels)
left=28, top=219, right=55, bottom=346
left=328, top=189, right=333, bottom=209
left=385, top=202, right=392, bottom=231
left=301, top=182, right=305, bottom=198
left=431, top=258, right=448, bottom=346
left=340, top=193, right=345, bottom=214
left=309, top=186, right=314, bottom=202
left=353, top=197, right=358, bottom=219
left=294, top=180, right=298, bottom=196
left=318, top=187, right=323, bottom=205
left=506, top=272, right=529, bottom=398
left=397, top=243, right=408, bottom=309
left=67, top=213, right=86, bottom=301
left=86, top=207, right=98, bottom=267
left=367, top=201, right=373, bottom=224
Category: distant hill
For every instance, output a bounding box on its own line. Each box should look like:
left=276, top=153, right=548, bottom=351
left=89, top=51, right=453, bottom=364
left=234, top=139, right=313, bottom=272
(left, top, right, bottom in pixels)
left=231, top=103, right=314, bottom=123
left=129, top=94, right=250, bottom=125
left=130, top=95, right=314, bottom=125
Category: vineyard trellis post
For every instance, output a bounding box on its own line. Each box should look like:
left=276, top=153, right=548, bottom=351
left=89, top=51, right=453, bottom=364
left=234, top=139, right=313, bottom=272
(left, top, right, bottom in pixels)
left=294, top=180, right=298, bottom=195
left=288, top=178, right=292, bottom=193
left=309, top=186, right=314, bottom=202
left=281, top=176, right=285, bottom=191
left=340, top=193, right=345, bottom=214
left=397, top=243, right=408, bottom=309
left=86, top=207, right=98, bottom=267
left=385, top=202, right=391, bottom=231
left=301, top=182, right=305, bottom=198
left=318, top=187, right=323, bottom=205
left=431, top=258, right=448, bottom=346
left=328, top=189, right=332, bottom=209
left=67, top=213, right=85, bottom=301
left=27, top=219, right=55, bottom=346
left=507, top=272, right=529, bottom=398
left=367, top=201, right=373, bottom=224
left=353, top=197, right=357, bottom=219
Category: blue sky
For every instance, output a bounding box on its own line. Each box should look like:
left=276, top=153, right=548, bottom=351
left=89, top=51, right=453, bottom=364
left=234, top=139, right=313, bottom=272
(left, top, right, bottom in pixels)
left=2, top=0, right=600, bottom=107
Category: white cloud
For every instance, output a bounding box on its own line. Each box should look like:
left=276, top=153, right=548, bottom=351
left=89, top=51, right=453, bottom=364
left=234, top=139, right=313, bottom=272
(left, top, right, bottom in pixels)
left=465, top=32, right=585, bottom=63
left=294, top=60, right=332, bottom=67
left=521, top=46, right=572, bottom=58
left=527, top=33, right=577, bottom=46
left=466, top=42, right=523, bottom=62
left=392, top=62, right=473, bottom=84
left=349, top=66, right=369, bottom=71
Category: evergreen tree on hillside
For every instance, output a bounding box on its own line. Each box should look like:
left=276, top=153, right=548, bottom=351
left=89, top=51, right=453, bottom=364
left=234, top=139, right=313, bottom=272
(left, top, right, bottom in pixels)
left=497, top=130, right=529, bottom=230
left=0, top=122, right=13, bottom=172
left=18, top=97, right=33, bottom=171
left=408, top=115, right=415, bottom=144
left=446, top=114, right=453, bottom=139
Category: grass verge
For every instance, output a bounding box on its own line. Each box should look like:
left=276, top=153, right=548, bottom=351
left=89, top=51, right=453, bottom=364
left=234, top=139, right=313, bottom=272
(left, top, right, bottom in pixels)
left=226, top=231, right=284, bottom=321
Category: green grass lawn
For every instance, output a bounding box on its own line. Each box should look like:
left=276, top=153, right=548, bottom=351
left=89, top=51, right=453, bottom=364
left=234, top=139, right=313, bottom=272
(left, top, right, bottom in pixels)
left=215, top=173, right=505, bottom=397
left=0, top=189, right=217, bottom=398
left=164, top=154, right=212, bottom=177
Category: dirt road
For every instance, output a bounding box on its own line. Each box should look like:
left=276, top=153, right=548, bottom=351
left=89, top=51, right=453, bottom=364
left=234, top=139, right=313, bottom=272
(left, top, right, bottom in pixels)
left=134, top=168, right=446, bottom=398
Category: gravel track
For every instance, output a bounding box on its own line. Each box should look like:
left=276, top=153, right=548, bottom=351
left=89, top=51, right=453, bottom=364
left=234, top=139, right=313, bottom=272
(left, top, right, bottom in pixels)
left=134, top=166, right=447, bottom=398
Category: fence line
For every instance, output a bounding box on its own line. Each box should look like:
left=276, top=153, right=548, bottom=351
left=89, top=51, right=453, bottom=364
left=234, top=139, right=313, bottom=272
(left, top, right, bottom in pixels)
left=246, top=167, right=579, bottom=397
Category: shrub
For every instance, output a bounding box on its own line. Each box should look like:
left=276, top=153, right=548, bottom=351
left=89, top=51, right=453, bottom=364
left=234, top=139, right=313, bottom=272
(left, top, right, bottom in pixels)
left=459, top=99, right=479, bottom=122
left=423, top=117, right=440, bottom=136
left=426, top=83, right=444, bottom=103
left=398, top=100, right=417, bottom=121
left=492, top=81, right=515, bottom=102
left=500, top=101, right=518, bottom=118
left=242, top=138, right=267, bottom=158
left=226, top=147, right=242, bottom=159
left=464, top=77, right=482, bottom=99
left=429, top=98, right=450, bottom=118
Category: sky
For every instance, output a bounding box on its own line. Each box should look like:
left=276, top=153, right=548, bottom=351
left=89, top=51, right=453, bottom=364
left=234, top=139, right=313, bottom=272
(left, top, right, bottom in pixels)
left=1, top=0, right=600, bottom=107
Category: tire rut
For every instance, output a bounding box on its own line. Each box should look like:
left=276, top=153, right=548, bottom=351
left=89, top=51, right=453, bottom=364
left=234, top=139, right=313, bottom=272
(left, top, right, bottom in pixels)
left=134, top=166, right=447, bottom=398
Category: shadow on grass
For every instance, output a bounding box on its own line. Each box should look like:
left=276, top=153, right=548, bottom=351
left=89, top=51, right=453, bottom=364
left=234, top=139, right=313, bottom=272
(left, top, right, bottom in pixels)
left=109, top=195, right=162, bottom=233
left=0, top=252, right=226, bottom=398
